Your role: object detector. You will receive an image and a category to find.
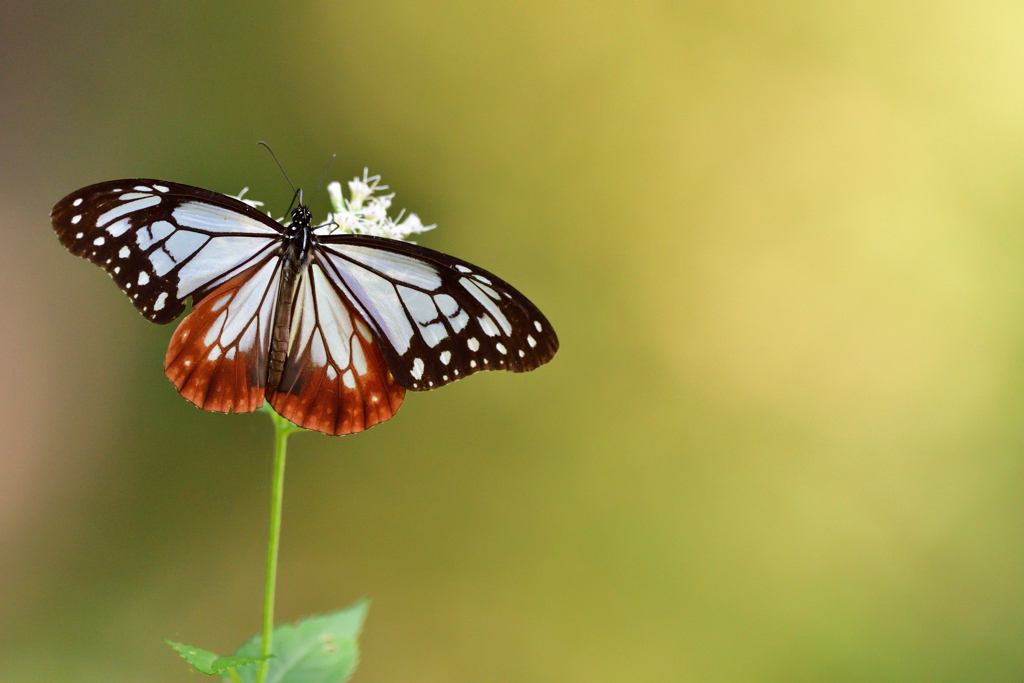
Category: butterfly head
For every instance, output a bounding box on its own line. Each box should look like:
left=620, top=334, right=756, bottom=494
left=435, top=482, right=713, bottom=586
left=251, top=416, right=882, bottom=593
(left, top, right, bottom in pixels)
left=289, top=204, right=312, bottom=233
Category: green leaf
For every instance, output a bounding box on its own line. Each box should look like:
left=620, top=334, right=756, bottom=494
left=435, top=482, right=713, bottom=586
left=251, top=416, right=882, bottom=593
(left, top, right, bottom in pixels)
left=164, top=639, right=271, bottom=676
left=227, top=600, right=369, bottom=683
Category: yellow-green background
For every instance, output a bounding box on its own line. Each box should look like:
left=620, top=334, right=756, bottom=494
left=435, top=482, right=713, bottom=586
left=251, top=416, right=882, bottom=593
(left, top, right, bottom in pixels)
left=3, top=1, right=1024, bottom=681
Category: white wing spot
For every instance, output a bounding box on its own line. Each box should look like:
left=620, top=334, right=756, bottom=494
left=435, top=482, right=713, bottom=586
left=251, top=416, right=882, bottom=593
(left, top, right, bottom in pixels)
left=204, top=310, right=228, bottom=346
left=239, top=324, right=257, bottom=353
left=173, top=201, right=279, bottom=235
left=136, top=220, right=176, bottom=250
left=148, top=249, right=175, bottom=276
left=435, top=294, right=459, bottom=316
left=138, top=271, right=150, bottom=285
left=534, top=321, right=543, bottom=332
left=114, top=267, right=120, bottom=274
left=462, top=278, right=511, bottom=333
left=327, top=366, right=338, bottom=381
left=443, top=375, right=448, bottom=381
left=419, top=322, right=448, bottom=347
left=334, top=244, right=442, bottom=289
left=398, top=285, right=439, bottom=324
left=154, top=185, right=169, bottom=193
left=208, top=346, right=222, bottom=361
left=93, top=237, right=105, bottom=246
left=71, top=215, right=81, bottom=224
left=119, top=192, right=151, bottom=201
left=456, top=265, right=472, bottom=273
left=451, top=310, right=470, bottom=332
left=343, top=369, right=356, bottom=389
left=411, top=358, right=425, bottom=380
left=352, top=338, right=368, bottom=375
left=354, top=317, right=372, bottom=342
left=73, top=198, right=83, bottom=207
left=440, top=350, right=451, bottom=365
left=496, top=343, right=507, bottom=354
left=527, top=334, right=537, bottom=348
left=125, top=282, right=131, bottom=289
left=519, top=349, right=525, bottom=357
left=478, top=316, right=500, bottom=337
left=119, top=246, right=131, bottom=258
left=106, top=218, right=132, bottom=237
left=468, top=337, right=480, bottom=351
left=96, top=196, right=161, bottom=227
left=75, top=232, right=84, bottom=239
left=472, top=274, right=493, bottom=286
left=454, top=369, right=459, bottom=375
left=210, top=294, right=231, bottom=312
left=470, top=360, right=477, bottom=368
left=226, top=347, right=236, bottom=360
left=154, top=292, right=168, bottom=311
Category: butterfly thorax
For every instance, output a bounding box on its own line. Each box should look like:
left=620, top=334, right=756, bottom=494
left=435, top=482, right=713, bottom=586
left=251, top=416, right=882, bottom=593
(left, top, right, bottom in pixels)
left=268, top=204, right=314, bottom=390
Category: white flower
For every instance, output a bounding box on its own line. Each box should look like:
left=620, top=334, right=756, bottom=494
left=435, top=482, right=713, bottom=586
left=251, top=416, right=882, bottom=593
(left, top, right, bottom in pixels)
left=345, top=169, right=386, bottom=211
left=391, top=213, right=428, bottom=240
left=319, top=168, right=435, bottom=240
left=241, top=169, right=434, bottom=242
left=234, top=187, right=265, bottom=210
left=327, top=181, right=344, bottom=213
left=240, top=169, right=436, bottom=241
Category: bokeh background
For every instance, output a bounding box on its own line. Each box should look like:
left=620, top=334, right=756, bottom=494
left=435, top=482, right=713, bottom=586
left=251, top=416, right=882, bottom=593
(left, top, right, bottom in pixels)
left=3, top=1, right=1024, bottom=680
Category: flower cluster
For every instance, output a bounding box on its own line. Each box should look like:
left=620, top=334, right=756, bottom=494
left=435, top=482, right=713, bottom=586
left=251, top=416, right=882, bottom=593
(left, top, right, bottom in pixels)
left=235, top=169, right=435, bottom=242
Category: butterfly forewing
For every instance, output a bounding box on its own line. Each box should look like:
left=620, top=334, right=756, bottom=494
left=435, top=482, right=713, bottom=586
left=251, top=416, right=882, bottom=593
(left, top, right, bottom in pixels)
left=164, top=258, right=282, bottom=413
left=316, top=235, right=559, bottom=391
left=267, top=263, right=405, bottom=435
left=51, top=180, right=283, bottom=324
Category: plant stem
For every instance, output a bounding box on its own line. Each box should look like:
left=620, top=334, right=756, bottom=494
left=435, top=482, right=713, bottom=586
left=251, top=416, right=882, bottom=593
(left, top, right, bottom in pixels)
left=256, top=409, right=297, bottom=683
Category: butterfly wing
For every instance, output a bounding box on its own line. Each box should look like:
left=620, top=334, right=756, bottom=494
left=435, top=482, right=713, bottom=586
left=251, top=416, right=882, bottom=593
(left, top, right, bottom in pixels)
left=164, top=258, right=282, bottom=413
left=51, top=179, right=283, bottom=324
left=267, top=262, right=405, bottom=435
left=316, top=235, right=558, bottom=391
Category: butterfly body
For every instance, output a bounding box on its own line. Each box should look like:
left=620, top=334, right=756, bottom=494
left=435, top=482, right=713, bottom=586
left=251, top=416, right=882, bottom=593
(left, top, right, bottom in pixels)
left=269, top=205, right=315, bottom=389
left=52, top=179, right=558, bottom=435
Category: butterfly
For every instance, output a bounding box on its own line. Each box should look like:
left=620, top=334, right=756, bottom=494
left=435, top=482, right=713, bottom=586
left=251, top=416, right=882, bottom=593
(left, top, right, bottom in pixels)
left=51, top=179, right=558, bottom=435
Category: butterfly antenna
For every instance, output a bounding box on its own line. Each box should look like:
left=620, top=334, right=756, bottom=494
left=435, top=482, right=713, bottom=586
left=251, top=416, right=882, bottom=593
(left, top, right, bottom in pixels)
left=257, top=141, right=296, bottom=194
left=310, top=153, right=337, bottom=205
left=284, top=187, right=301, bottom=217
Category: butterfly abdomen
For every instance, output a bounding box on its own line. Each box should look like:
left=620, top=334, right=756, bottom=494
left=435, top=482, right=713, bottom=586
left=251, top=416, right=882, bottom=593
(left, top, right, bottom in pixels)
left=268, top=285, right=294, bottom=389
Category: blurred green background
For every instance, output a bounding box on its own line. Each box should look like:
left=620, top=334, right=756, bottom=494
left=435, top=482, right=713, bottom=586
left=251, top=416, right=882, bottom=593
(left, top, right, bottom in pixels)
left=3, top=1, right=1024, bottom=681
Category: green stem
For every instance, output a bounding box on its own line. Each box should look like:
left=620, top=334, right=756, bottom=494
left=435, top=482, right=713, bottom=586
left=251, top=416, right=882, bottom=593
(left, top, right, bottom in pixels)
left=256, top=408, right=298, bottom=683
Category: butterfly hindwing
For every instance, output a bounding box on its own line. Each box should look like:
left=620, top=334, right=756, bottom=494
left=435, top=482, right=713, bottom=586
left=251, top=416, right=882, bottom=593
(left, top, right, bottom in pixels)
left=51, top=179, right=282, bottom=324
left=164, top=258, right=282, bottom=413
left=316, top=235, right=559, bottom=391
left=267, top=263, right=405, bottom=435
